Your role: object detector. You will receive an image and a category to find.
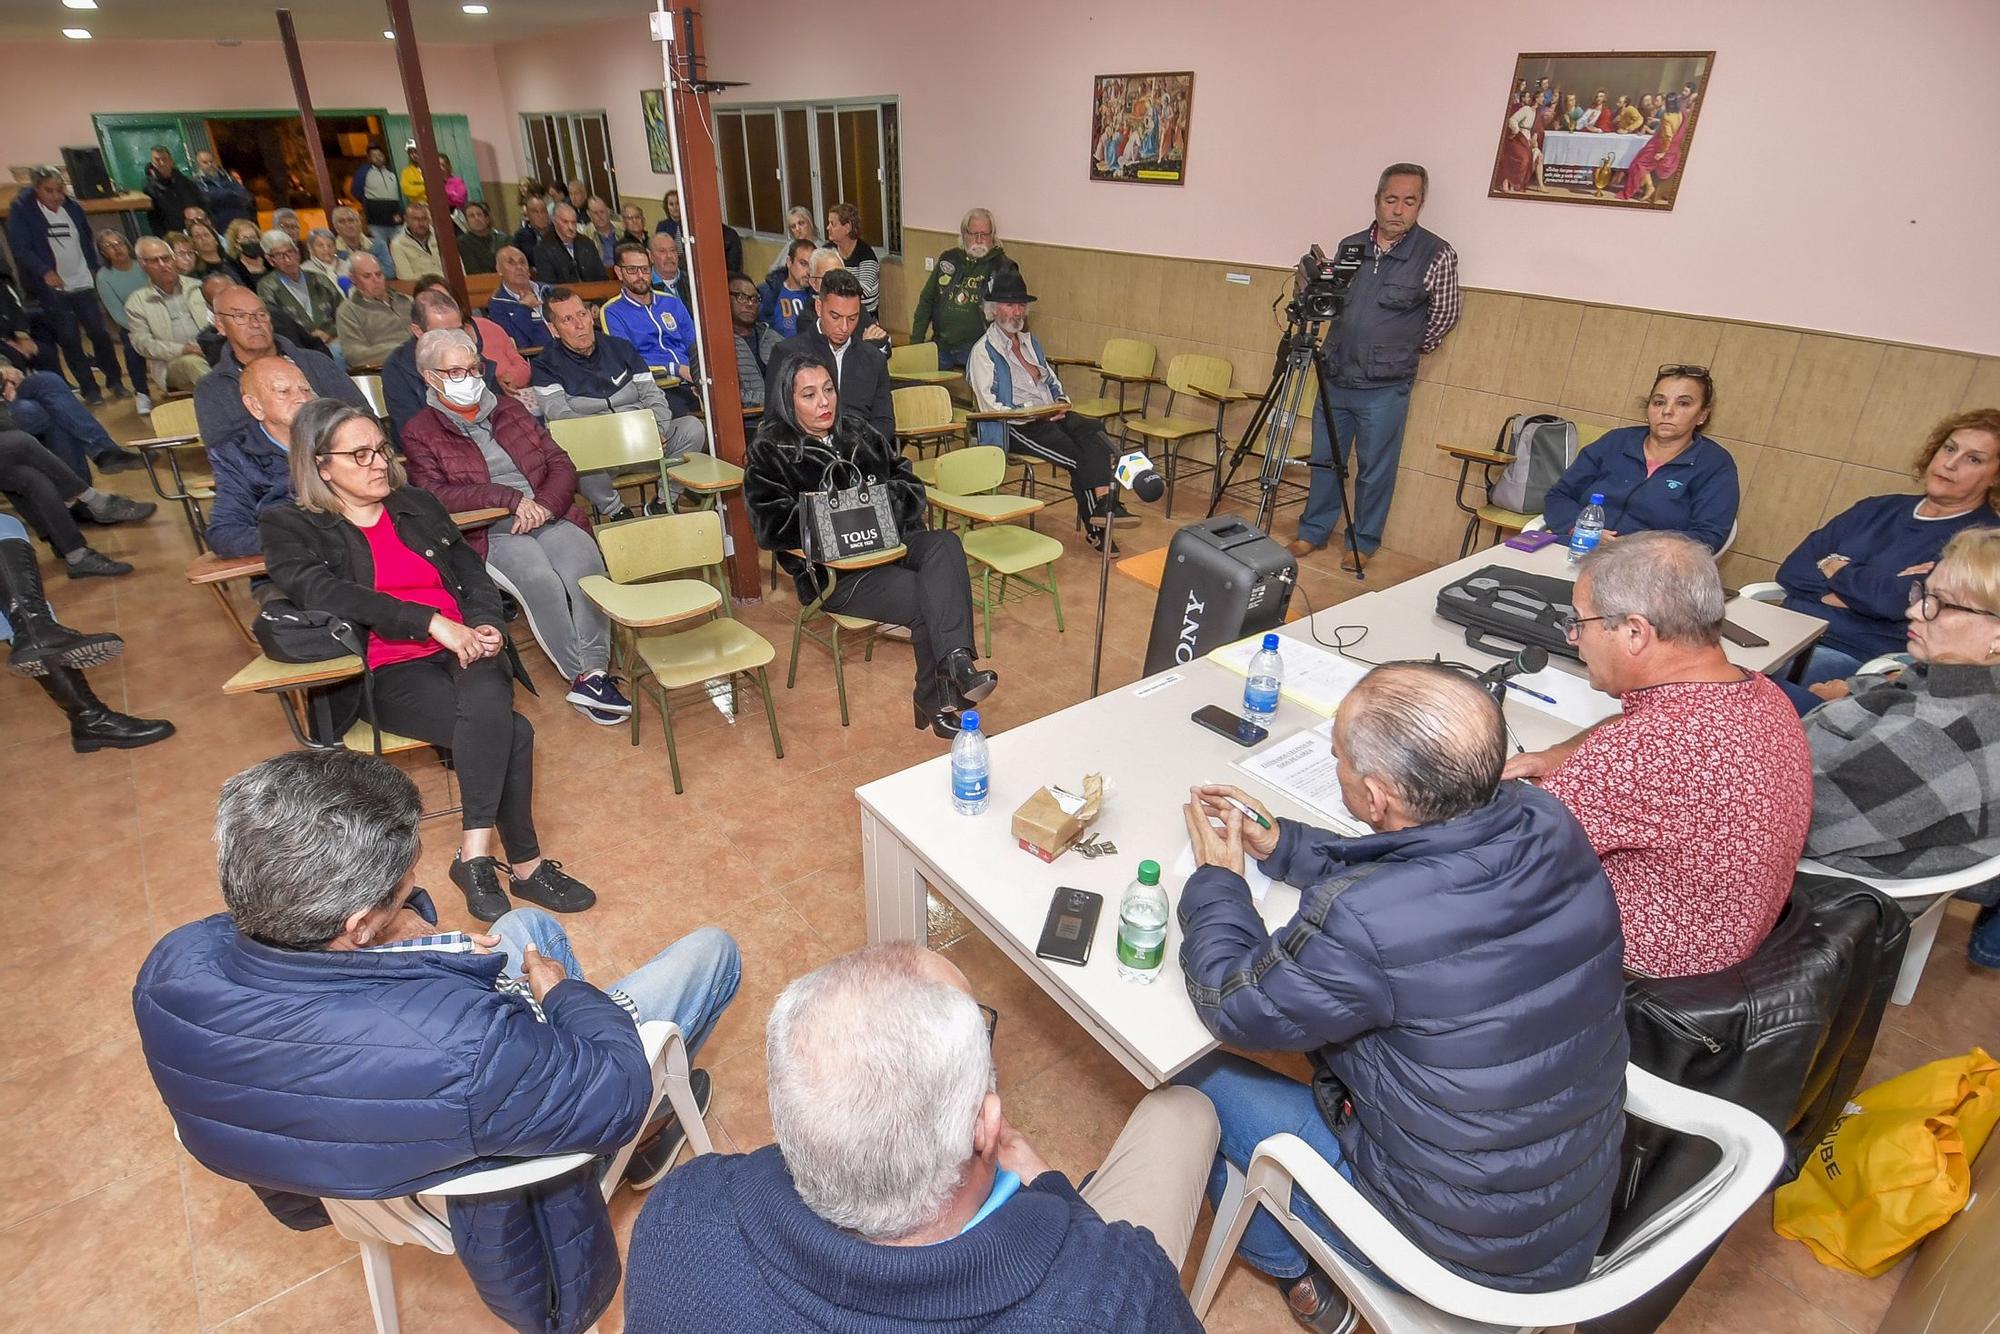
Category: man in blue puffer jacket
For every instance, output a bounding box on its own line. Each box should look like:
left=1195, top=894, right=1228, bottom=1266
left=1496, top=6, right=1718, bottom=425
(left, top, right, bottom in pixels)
left=133, top=750, right=740, bottom=1333
left=1178, top=662, right=1628, bottom=1327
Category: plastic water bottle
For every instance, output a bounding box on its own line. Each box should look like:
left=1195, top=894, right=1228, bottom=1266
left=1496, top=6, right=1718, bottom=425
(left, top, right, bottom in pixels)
left=1568, top=493, right=1608, bottom=565
left=1117, top=860, right=1169, bottom=983
left=1242, top=633, right=1283, bottom=725
left=950, top=710, right=990, bottom=815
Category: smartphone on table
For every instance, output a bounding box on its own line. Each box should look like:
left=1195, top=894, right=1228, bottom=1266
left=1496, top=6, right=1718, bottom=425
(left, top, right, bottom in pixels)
left=1191, top=704, right=1268, bottom=747
left=1035, top=887, right=1103, bottom=966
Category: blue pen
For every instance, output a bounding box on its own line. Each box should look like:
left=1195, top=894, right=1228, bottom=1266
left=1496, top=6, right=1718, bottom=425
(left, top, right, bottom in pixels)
left=1505, top=680, right=1559, bottom=705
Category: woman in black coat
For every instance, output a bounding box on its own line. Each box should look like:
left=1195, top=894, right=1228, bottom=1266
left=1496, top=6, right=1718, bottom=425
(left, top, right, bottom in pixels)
left=259, top=398, right=596, bottom=923
left=744, top=349, right=997, bottom=736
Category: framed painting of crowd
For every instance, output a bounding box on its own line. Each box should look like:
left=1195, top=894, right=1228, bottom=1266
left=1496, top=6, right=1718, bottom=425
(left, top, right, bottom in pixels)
left=1089, top=71, right=1193, bottom=185
left=1490, top=51, right=1715, bottom=210
left=641, top=89, right=673, bottom=175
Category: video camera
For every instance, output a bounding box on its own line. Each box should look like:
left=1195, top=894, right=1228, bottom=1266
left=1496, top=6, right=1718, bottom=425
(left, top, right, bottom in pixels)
left=1290, top=242, right=1364, bottom=321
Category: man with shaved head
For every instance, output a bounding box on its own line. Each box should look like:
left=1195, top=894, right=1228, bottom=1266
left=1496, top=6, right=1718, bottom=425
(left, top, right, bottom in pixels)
left=195, top=283, right=364, bottom=453
left=1177, top=662, right=1629, bottom=1324
left=623, top=942, right=1216, bottom=1331
left=204, top=355, right=317, bottom=558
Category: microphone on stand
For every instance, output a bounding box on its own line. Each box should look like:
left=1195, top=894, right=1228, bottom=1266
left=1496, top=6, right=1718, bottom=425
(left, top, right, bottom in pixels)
left=1478, top=645, right=1549, bottom=706
left=1091, top=451, right=1165, bottom=696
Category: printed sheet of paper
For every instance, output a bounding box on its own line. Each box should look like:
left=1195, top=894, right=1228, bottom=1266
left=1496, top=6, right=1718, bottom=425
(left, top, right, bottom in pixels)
left=1504, top=664, right=1624, bottom=730
left=1171, top=842, right=1277, bottom=907
left=1233, top=719, right=1368, bottom=838
left=1208, top=635, right=1371, bottom=718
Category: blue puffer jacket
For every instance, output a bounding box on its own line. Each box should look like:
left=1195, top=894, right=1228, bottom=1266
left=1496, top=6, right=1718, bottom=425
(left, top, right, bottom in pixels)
left=1179, top=782, right=1629, bottom=1291
left=131, top=892, right=653, bottom=1333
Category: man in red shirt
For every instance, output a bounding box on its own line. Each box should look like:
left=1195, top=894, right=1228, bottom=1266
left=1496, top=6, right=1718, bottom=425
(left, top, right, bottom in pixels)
left=1506, top=532, right=1813, bottom=977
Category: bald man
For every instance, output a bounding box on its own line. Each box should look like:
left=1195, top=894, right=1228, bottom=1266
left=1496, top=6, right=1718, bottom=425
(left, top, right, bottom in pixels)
left=1177, top=663, right=1629, bottom=1321
left=194, top=284, right=364, bottom=453
left=205, top=356, right=317, bottom=558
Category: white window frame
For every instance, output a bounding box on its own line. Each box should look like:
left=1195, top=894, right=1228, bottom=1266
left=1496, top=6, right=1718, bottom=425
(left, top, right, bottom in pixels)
left=713, top=97, right=901, bottom=256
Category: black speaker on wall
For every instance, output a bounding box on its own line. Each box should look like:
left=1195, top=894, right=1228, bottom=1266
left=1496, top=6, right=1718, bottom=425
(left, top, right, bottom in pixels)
left=62, top=146, right=115, bottom=199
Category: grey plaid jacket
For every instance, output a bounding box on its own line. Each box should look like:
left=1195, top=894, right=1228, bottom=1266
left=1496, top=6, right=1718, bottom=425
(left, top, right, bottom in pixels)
left=1803, top=662, right=2000, bottom=877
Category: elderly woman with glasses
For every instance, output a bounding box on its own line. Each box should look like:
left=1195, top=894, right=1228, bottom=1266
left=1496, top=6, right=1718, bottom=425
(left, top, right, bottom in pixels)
left=259, top=397, right=598, bottom=924
left=1541, top=364, right=1740, bottom=552
left=1800, top=526, right=2000, bottom=968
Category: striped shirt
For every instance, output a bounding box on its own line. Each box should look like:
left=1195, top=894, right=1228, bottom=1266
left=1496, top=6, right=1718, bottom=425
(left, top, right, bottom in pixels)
left=363, top=930, right=640, bottom=1023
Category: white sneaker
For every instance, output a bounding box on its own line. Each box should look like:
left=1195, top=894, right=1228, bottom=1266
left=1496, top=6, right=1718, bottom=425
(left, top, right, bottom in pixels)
left=135, top=392, right=154, bottom=415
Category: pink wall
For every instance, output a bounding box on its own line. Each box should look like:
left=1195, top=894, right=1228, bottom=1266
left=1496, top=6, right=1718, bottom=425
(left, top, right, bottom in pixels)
left=0, top=39, right=519, bottom=186
left=493, top=19, right=679, bottom=204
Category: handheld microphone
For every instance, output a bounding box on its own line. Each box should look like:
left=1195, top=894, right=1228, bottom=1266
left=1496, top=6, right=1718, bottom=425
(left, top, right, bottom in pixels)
left=1114, top=451, right=1166, bottom=503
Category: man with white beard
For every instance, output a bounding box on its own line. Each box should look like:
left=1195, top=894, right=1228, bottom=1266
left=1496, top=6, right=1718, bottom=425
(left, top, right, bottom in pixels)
left=910, top=207, right=1007, bottom=369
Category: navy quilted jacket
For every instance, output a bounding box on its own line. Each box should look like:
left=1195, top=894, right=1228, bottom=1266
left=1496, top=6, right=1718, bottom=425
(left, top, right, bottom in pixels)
left=131, top=893, right=653, bottom=1332
left=1179, top=782, right=1630, bottom=1291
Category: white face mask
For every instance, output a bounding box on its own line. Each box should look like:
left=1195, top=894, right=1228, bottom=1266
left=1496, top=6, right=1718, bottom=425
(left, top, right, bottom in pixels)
left=437, top=374, right=484, bottom=408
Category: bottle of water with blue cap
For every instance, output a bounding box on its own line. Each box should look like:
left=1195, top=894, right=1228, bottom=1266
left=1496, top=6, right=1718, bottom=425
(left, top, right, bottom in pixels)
left=950, top=710, right=989, bottom=815
left=1242, top=633, right=1283, bottom=725
left=1568, top=493, right=1607, bottom=566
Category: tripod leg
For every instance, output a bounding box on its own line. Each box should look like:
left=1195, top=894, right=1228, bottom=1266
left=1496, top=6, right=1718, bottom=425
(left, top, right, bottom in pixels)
left=1311, top=372, right=1368, bottom=581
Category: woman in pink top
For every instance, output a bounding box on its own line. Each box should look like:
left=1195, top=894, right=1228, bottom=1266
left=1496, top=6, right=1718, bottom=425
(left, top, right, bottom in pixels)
left=258, top=399, right=598, bottom=924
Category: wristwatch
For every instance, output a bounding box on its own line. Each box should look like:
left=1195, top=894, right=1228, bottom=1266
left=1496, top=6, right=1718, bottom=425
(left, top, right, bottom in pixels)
left=1816, top=554, right=1848, bottom=578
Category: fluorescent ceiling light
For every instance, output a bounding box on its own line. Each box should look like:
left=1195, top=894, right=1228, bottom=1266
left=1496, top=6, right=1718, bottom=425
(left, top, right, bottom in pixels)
left=61, top=0, right=97, bottom=10
left=462, top=4, right=490, bottom=13
left=383, top=29, right=395, bottom=38
left=62, top=26, right=92, bottom=37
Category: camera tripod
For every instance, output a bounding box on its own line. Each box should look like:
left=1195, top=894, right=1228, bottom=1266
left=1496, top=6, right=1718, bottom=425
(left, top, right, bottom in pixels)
left=1208, top=302, right=1367, bottom=580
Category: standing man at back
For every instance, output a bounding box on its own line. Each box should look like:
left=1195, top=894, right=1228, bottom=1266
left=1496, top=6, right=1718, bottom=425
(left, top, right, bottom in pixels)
left=1291, top=163, right=1460, bottom=573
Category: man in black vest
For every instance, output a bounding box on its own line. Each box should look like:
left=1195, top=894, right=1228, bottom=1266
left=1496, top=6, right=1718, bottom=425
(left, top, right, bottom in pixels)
left=1293, top=163, right=1460, bottom=573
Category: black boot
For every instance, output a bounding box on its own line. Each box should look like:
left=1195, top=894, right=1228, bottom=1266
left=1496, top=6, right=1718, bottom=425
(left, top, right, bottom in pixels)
left=912, top=667, right=962, bottom=738
left=0, top=539, right=124, bottom=677
left=940, top=647, right=997, bottom=707
left=34, top=666, right=176, bottom=752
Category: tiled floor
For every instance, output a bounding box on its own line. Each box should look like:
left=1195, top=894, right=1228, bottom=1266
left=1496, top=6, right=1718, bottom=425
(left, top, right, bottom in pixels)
left=2, top=398, right=1991, bottom=1331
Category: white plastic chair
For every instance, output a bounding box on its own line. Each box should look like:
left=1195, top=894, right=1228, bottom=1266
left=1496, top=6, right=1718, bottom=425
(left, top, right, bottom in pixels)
left=321, top=1019, right=710, bottom=1334
left=1188, top=1064, right=1784, bottom=1333
left=1796, top=853, right=2000, bottom=1007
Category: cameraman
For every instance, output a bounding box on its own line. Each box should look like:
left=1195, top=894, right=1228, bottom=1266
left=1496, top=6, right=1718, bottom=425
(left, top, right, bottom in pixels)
left=1292, top=163, right=1459, bottom=573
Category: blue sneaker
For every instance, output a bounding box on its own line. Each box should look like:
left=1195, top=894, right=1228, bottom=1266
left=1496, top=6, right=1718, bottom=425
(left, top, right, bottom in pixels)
left=567, top=672, right=632, bottom=724
left=1971, top=902, right=2000, bottom=970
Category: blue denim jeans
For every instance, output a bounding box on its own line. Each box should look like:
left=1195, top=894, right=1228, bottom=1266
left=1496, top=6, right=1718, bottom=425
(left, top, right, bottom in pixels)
left=1297, top=381, right=1413, bottom=554
left=490, top=908, right=740, bottom=1058
left=1177, top=1052, right=1391, bottom=1285
left=7, top=371, right=120, bottom=474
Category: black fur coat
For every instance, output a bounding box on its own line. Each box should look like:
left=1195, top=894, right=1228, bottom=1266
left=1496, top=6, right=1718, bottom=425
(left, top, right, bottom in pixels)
left=744, top=411, right=926, bottom=595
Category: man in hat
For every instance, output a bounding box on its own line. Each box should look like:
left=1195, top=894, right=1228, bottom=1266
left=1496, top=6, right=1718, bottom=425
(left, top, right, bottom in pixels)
left=966, top=264, right=1120, bottom=548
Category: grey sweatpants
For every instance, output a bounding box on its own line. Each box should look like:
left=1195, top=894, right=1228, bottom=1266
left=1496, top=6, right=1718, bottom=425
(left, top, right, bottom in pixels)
left=485, top=520, right=611, bottom=683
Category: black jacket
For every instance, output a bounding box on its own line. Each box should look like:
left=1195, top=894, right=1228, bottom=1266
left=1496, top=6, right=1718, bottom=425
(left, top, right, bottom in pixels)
left=768, top=328, right=895, bottom=443
left=533, top=235, right=607, bottom=285
left=744, top=410, right=925, bottom=601
left=144, top=168, right=205, bottom=237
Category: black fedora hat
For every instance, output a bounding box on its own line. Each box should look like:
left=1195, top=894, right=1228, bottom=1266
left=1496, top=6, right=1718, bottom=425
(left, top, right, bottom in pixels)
left=984, top=262, right=1037, bottom=304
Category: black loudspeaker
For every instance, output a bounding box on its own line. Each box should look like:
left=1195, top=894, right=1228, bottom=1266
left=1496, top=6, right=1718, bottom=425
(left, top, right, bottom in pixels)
left=1143, top=516, right=1298, bottom=676
left=62, top=146, right=115, bottom=200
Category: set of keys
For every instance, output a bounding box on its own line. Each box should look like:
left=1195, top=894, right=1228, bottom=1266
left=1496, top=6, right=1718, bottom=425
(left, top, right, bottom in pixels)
left=1073, top=834, right=1119, bottom=860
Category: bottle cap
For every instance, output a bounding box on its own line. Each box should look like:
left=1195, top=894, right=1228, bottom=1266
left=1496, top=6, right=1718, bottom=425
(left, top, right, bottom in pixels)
left=1588, top=492, right=1605, bottom=505
left=1261, top=633, right=1280, bottom=650
left=961, top=710, right=979, bottom=731
left=1138, top=859, right=1160, bottom=885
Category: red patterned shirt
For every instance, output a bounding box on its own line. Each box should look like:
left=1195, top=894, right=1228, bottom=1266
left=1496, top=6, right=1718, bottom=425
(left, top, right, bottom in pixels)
left=1540, top=674, right=1813, bottom=978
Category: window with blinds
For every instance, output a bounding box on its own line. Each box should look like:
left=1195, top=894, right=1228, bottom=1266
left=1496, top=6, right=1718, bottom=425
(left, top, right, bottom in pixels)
left=518, top=111, right=618, bottom=205
left=713, top=98, right=901, bottom=255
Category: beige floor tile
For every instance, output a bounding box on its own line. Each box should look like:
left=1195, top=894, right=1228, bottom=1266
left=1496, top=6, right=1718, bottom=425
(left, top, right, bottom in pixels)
left=0, top=1163, right=199, bottom=1333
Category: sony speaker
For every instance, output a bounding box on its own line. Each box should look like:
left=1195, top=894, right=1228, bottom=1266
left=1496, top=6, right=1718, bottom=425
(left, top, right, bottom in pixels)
left=1143, top=516, right=1297, bottom=677
left=62, top=146, right=115, bottom=200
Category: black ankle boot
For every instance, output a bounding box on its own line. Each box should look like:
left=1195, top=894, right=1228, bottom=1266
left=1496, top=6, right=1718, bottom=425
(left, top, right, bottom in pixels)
left=34, top=667, right=176, bottom=752
left=940, top=648, right=997, bottom=707
left=0, top=538, right=125, bottom=677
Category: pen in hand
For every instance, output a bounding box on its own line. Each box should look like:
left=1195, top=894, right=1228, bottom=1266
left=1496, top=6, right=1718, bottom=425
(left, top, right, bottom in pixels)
left=1221, top=795, right=1273, bottom=830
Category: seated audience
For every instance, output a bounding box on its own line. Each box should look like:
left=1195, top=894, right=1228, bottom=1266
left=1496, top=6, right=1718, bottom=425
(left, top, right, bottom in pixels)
left=383, top=286, right=507, bottom=438
left=399, top=146, right=428, bottom=207
left=648, top=232, right=693, bottom=309
left=967, top=264, right=1121, bottom=547
left=912, top=207, right=1006, bottom=369
left=729, top=273, right=780, bottom=409
left=512, top=192, right=554, bottom=258
left=196, top=284, right=365, bottom=448
left=401, top=327, right=630, bottom=723
left=269, top=209, right=305, bottom=249
left=1543, top=365, right=1739, bottom=551
left=0, top=362, right=143, bottom=476
left=332, top=255, right=413, bottom=368
left=456, top=201, right=501, bottom=275
left=0, top=386, right=151, bottom=578
left=582, top=195, right=619, bottom=269
left=486, top=245, right=554, bottom=352
left=534, top=202, right=608, bottom=284
left=0, top=261, right=60, bottom=375
left=806, top=247, right=890, bottom=345
left=125, top=237, right=213, bottom=398
left=132, top=747, right=740, bottom=1329
left=142, top=146, right=202, bottom=238
left=390, top=203, right=446, bottom=282
left=7, top=167, right=129, bottom=404
left=565, top=178, right=591, bottom=212
left=206, top=355, right=315, bottom=558
left=351, top=143, right=403, bottom=230
left=303, top=228, right=348, bottom=292
left=255, top=230, right=344, bottom=366
left=1507, top=532, right=1812, bottom=976
left=185, top=220, right=231, bottom=278
left=769, top=269, right=895, bottom=444
left=1776, top=409, right=2000, bottom=692
left=411, top=274, right=532, bottom=396
left=824, top=201, right=881, bottom=322
left=225, top=223, right=269, bottom=288
left=625, top=942, right=1212, bottom=1333
left=195, top=273, right=328, bottom=366
left=654, top=188, right=683, bottom=241
left=223, top=217, right=258, bottom=258
left=330, top=205, right=395, bottom=279
left=531, top=287, right=703, bottom=517
left=763, top=206, right=818, bottom=285
left=748, top=350, right=995, bottom=733
left=617, top=201, right=651, bottom=253
left=167, top=231, right=200, bottom=279
left=261, top=400, right=600, bottom=918
left=759, top=238, right=815, bottom=340
left=93, top=230, right=153, bottom=408
left=601, top=241, right=695, bottom=379
left=190, top=150, right=253, bottom=230
left=0, top=515, right=172, bottom=750
left=1178, top=662, right=1628, bottom=1320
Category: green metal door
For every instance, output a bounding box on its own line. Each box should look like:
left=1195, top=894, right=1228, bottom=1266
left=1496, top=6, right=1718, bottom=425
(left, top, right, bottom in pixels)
left=95, top=117, right=192, bottom=192
left=382, top=114, right=482, bottom=204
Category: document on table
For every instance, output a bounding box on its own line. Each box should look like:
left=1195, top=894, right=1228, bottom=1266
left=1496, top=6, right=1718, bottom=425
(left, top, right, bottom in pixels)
left=1504, top=664, right=1623, bottom=730
left=1208, top=635, right=1371, bottom=717
left=1171, top=842, right=1277, bottom=907
left=1233, top=719, right=1368, bottom=838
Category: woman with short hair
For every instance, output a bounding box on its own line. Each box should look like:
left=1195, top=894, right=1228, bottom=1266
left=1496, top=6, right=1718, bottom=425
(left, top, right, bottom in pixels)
left=304, top=227, right=350, bottom=292
left=260, top=397, right=598, bottom=922
left=92, top=229, right=152, bottom=402
left=824, top=202, right=880, bottom=322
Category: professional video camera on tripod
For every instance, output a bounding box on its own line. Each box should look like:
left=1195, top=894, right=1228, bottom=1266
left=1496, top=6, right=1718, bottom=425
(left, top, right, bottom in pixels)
left=1209, top=241, right=1367, bottom=575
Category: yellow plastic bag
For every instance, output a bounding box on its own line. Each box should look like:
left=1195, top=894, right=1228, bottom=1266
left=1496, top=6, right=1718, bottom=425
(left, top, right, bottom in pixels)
left=1773, top=1047, right=2000, bottom=1277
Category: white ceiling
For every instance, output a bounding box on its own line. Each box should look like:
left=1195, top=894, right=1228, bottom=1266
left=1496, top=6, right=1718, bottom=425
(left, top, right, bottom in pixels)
left=0, top=0, right=652, bottom=45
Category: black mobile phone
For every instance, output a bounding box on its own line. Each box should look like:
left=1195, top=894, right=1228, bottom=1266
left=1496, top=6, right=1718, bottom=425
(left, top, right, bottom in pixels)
left=1035, top=887, right=1104, bottom=966
left=1192, top=703, right=1268, bottom=747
